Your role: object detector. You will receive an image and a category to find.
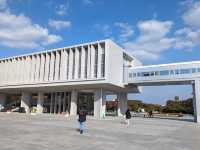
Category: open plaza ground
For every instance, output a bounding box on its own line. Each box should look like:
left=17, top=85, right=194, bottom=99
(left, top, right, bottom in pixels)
left=0, top=113, right=199, bottom=150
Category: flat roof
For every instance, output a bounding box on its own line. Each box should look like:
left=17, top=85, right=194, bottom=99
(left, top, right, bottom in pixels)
left=133, top=61, right=200, bottom=69
left=0, top=39, right=108, bottom=61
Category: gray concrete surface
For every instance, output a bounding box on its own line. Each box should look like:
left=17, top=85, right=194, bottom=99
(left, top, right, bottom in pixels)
left=0, top=113, right=200, bottom=150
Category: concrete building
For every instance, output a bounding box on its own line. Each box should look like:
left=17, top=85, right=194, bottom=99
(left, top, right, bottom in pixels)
left=0, top=39, right=140, bottom=118
left=0, top=39, right=200, bottom=123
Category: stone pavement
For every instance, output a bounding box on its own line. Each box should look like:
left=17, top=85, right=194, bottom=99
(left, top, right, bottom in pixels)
left=0, top=113, right=199, bottom=150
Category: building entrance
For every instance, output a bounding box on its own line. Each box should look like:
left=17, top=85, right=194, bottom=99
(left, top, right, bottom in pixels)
left=43, top=92, right=71, bottom=114
left=77, top=93, right=94, bottom=115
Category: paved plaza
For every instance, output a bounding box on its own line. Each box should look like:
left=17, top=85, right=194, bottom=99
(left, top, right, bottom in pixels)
left=0, top=113, right=200, bottom=150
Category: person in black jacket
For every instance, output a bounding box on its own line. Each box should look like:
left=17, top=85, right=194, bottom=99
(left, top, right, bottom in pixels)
left=125, top=108, right=131, bottom=126
left=78, top=109, right=87, bottom=134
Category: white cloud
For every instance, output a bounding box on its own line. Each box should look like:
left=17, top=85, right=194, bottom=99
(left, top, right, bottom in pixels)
left=182, top=1, right=200, bottom=28
left=95, top=24, right=112, bottom=37
left=174, top=1, right=200, bottom=50
left=174, top=27, right=200, bottom=49
left=0, top=11, right=62, bottom=49
left=123, top=20, right=174, bottom=60
left=56, top=4, right=69, bottom=16
left=49, top=19, right=71, bottom=30
left=114, top=22, right=134, bottom=42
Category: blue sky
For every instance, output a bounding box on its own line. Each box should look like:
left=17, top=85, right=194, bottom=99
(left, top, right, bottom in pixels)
left=0, top=0, right=199, bottom=104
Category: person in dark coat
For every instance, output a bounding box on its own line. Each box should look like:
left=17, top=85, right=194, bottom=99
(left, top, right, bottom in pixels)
left=125, top=108, right=131, bottom=126
left=78, top=109, right=87, bottom=134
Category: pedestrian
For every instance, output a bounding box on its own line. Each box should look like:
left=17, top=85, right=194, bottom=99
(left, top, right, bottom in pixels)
left=78, top=108, right=87, bottom=134
left=125, top=108, right=131, bottom=126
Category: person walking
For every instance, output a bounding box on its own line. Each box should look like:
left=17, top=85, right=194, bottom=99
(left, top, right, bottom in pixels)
left=125, top=108, right=131, bottom=126
left=78, top=108, right=87, bottom=134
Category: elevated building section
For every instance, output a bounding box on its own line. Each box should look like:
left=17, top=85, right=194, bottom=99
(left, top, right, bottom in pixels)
left=128, top=61, right=200, bottom=86
left=127, top=61, right=200, bottom=123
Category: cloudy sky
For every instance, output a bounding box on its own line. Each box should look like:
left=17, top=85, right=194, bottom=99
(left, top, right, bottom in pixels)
left=0, top=0, right=199, bottom=104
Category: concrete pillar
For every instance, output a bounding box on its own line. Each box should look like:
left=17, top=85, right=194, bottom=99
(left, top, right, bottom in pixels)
left=58, top=94, right=61, bottom=114
left=54, top=93, right=58, bottom=114
left=44, top=53, right=50, bottom=82
left=81, top=46, right=86, bottom=79
left=97, top=43, right=102, bottom=78
left=117, top=92, right=128, bottom=116
left=70, top=90, right=78, bottom=116
left=94, top=89, right=106, bottom=119
left=193, top=79, right=200, bottom=123
left=50, top=93, right=53, bottom=114
left=75, top=48, right=80, bottom=79
left=0, top=94, right=6, bottom=108
left=21, top=92, right=31, bottom=113
left=37, top=92, right=44, bottom=114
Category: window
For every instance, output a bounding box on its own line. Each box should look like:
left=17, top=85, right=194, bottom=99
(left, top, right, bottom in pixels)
left=155, top=71, right=159, bottom=76
left=180, top=69, right=190, bottom=74
left=133, top=73, right=136, bottom=77
left=170, top=70, right=174, bottom=75
left=142, top=72, right=150, bottom=77
left=175, top=69, right=179, bottom=75
left=192, top=68, right=196, bottom=73
left=160, top=70, right=169, bottom=76
left=150, top=72, right=154, bottom=76
left=137, top=72, right=141, bottom=77
left=197, top=68, right=200, bottom=72
left=129, top=73, right=132, bottom=78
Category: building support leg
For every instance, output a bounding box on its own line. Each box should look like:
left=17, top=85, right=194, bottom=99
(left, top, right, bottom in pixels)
left=0, top=94, right=6, bottom=109
left=117, top=92, right=128, bottom=116
left=94, top=89, right=106, bottom=119
left=70, top=90, right=78, bottom=116
left=193, top=79, right=200, bottom=123
left=21, top=92, right=31, bottom=113
left=37, top=92, right=44, bottom=114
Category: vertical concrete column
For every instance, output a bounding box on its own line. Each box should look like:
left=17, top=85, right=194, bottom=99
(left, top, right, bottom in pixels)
left=81, top=47, right=86, bottom=79
left=87, top=45, right=91, bottom=79
left=68, top=49, right=73, bottom=80
left=37, top=92, right=44, bottom=114
left=60, top=50, right=67, bottom=80
left=0, top=94, right=6, bottom=108
left=117, top=92, right=128, bottom=116
left=21, top=92, right=31, bottom=113
left=193, top=79, right=200, bottom=123
left=49, top=52, right=55, bottom=81
left=30, top=56, right=36, bottom=83
left=75, top=48, right=79, bottom=79
left=39, top=54, right=45, bottom=82
left=63, top=93, right=66, bottom=112
left=44, top=53, right=50, bottom=82
left=50, top=93, right=53, bottom=114
left=90, top=45, right=95, bottom=78
left=70, top=90, right=78, bottom=116
left=54, top=93, right=57, bottom=114
left=58, top=93, right=62, bottom=114
left=55, top=51, right=61, bottom=81
left=97, top=43, right=102, bottom=78
left=27, top=56, right=31, bottom=83
left=94, top=89, right=106, bottom=119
